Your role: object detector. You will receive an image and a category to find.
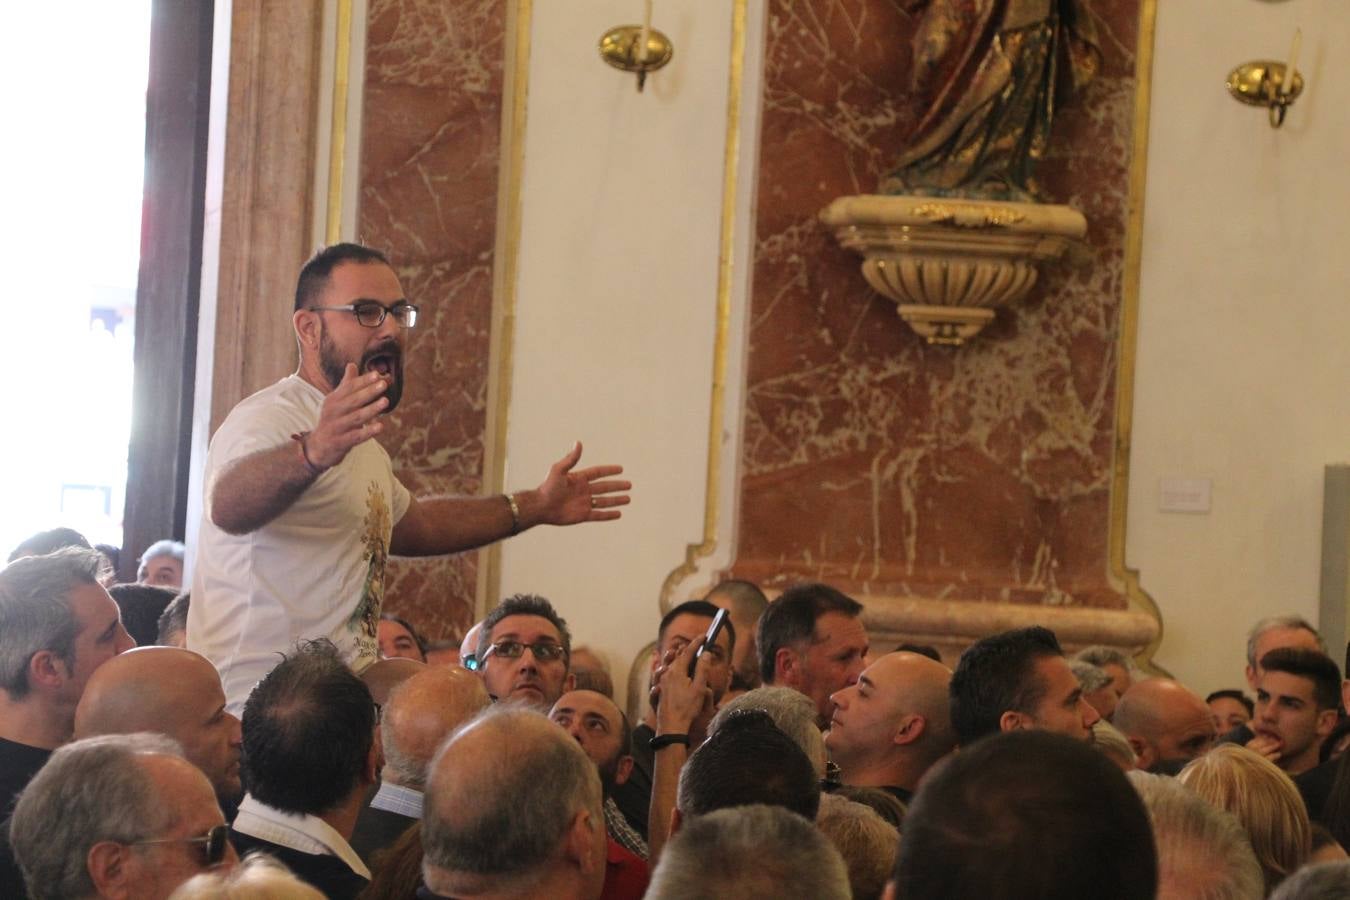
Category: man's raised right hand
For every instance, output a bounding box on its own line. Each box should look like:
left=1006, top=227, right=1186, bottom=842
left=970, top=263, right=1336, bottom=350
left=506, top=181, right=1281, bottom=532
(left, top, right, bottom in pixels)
left=305, top=364, right=390, bottom=470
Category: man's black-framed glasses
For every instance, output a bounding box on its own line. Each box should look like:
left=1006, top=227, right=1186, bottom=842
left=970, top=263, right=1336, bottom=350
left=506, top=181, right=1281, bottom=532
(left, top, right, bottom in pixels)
left=482, top=640, right=566, bottom=663
left=131, top=824, right=232, bottom=867
left=309, top=299, right=419, bottom=329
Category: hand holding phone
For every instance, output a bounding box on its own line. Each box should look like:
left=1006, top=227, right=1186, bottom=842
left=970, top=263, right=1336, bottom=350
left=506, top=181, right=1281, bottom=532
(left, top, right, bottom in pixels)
left=687, top=608, right=729, bottom=678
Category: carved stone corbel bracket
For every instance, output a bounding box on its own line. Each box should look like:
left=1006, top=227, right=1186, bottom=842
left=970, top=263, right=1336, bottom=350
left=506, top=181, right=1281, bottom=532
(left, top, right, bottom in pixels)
left=820, top=195, right=1087, bottom=345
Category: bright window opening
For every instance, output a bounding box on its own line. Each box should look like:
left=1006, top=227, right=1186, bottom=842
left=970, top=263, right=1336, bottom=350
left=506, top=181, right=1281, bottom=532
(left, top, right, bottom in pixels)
left=0, top=3, right=152, bottom=555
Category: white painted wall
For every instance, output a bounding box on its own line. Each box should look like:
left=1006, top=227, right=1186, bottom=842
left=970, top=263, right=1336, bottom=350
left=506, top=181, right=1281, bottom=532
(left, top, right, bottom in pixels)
left=504, top=0, right=1350, bottom=703
left=1129, top=2, right=1350, bottom=695
left=500, top=2, right=764, bottom=693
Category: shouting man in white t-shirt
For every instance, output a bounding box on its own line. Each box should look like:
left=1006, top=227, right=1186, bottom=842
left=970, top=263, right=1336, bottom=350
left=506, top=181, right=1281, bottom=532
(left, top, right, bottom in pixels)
left=189, top=243, right=632, bottom=710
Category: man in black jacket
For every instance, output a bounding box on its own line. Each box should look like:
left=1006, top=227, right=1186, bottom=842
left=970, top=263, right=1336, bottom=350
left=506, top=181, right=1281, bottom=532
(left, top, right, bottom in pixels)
left=230, top=640, right=380, bottom=900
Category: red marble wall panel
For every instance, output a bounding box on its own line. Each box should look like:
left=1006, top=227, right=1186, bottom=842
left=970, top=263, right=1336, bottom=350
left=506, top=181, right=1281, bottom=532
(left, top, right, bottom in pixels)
left=731, top=0, right=1141, bottom=609
left=359, top=0, right=505, bottom=642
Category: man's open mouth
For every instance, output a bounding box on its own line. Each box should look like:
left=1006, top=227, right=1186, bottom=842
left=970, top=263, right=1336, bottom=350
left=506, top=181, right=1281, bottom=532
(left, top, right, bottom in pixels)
left=361, top=345, right=401, bottom=378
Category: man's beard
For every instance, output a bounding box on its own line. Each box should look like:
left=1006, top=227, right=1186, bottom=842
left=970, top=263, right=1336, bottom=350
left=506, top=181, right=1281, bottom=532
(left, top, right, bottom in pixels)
left=319, top=324, right=404, bottom=413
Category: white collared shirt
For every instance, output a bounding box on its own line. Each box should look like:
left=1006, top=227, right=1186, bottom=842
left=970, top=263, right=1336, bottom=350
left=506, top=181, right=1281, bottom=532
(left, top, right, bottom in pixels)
left=232, top=794, right=372, bottom=880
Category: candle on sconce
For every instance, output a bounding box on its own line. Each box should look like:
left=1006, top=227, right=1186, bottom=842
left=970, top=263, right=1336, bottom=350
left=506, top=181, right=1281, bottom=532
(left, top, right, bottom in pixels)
left=1281, top=26, right=1301, bottom=96
left=637, top=0, right=652, bottom=65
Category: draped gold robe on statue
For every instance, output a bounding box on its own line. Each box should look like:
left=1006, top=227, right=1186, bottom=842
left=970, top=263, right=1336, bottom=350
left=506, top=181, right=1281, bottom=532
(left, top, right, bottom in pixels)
left=882, top=0, right=1101, bottom=201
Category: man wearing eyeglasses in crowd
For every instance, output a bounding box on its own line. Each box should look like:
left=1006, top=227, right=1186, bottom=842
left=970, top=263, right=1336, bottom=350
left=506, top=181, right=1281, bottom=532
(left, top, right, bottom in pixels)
left=9, top=733, right=237, bottom=900
left=190, top=243, right=631, bottom=711
left=475, top=594, right=575, bottom=710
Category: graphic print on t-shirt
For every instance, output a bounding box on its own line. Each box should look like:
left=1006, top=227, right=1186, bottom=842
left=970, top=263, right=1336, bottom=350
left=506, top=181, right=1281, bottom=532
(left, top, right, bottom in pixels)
left=350, top=481, right=391, bottom=656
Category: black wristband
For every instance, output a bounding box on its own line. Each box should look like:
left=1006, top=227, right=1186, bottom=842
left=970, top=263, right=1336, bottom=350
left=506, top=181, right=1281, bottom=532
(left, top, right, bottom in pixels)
left=650, top=733, right=691, bottom=751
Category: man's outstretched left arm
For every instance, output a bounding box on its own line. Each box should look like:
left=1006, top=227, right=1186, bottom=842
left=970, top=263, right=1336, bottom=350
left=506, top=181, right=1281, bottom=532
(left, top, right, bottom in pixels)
left=389, top=441, right=631, bottom=557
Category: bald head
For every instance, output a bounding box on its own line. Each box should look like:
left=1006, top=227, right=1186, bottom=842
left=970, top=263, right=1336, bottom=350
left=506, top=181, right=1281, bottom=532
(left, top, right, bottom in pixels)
left=1113, top=679, right=1217, bottom=774
left=360, top=656, right=426, bottom=706
left=423, top=707, right=606, bottom=898
left=73, top=647, right=243, bottom=806
left=825, top=652, right=955, bottom=790
left=382, top=666, right=490, bottom=789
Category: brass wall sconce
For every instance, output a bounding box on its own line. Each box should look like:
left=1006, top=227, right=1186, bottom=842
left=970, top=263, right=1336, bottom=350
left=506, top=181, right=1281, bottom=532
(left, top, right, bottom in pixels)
left=599, top=25, right=673, bottom=92
left=1227, top=29, right=1304, bottom=128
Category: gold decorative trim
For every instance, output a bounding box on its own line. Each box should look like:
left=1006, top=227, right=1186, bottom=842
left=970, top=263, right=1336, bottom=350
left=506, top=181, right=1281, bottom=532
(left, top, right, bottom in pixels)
left=482, top=0, right=534, bottom=616
left=657, top=0, right=748, bottom=612
left=1109, top=0, right=1165, bottom=670
left=324, top=0, right=353, bottom=244
left=911, top=202, right=1028, bottom=227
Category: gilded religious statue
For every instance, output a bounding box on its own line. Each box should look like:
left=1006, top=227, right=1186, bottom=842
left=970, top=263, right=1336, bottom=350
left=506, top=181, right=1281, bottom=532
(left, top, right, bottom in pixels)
left=881, top=0, right=1101, bottom=202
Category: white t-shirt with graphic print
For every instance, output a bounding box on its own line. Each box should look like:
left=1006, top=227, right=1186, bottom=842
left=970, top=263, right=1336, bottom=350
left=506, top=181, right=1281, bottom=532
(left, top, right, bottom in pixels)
left=188, top=375, right=411, bottom=711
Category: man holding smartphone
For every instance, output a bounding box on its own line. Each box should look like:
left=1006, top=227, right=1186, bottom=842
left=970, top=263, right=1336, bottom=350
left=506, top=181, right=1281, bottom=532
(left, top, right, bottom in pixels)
left=610, top=601, right=735, bottom=842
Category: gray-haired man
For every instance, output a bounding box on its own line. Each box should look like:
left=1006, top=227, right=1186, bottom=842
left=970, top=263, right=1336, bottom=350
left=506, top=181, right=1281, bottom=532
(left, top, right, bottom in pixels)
left=0, top=548, right=135, bottom=898
left=9, top=732, right=236, bottom=900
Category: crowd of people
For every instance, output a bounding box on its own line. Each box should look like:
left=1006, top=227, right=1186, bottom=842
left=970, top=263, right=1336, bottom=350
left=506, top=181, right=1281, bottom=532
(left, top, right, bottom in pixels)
left=9, top=245, right=1350, bottom=898
left=6, top=540, right=1350, bottom=899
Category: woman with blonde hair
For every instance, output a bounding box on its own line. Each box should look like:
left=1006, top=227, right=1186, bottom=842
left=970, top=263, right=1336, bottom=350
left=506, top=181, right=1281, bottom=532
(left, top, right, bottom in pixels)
left=1178, top=744, right=1311, bottom=895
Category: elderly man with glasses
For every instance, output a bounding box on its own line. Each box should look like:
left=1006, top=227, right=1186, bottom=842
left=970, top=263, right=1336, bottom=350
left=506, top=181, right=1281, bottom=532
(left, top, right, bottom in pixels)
left=9, top=732, right=237, bottom=900
left=189, top=243, right=631, bottom=711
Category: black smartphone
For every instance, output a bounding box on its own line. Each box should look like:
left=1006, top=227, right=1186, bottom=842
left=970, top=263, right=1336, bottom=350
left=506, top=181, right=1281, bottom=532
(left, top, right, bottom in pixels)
left=688, top=608, right=729, bottom=677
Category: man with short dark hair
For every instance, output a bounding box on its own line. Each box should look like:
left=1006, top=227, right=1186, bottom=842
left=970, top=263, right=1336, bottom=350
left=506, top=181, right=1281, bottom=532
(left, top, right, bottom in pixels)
left=0, top=548, right=135, bottom=898
left=1214, top=616, right=1327, bottom=750
left=191, top=243, right=630, bottom=711
left=349, top=666, right=488, bottom=863
left=611, top=599, right=734, bottom=841
left=826, top=651, right=956, bottom=804
left=1207, top=689, right=1254, bottom=733
left=108, top=583, right=177, bottom=647
left=673, top=709, right=821, bottom=830
left=949, top=626, right=1099, bottom=745
left=476, top=593, right=575, bottom=709
left=422, top=706, right=607, bottom=900
left=74, top=647, right=244, bottom=816
left=9, top=733, right=237, bottom=900
left=1250, top=647, right=1341, bottom=776
left=757, top=582, right=869, bottom=729
left=887, top=730, right=1157, bottom=900
left=1112, top=678, right=1217, bottom=775
left=230, top=640, right=381, bottom=899
left=157, top=591, right=190, bottom=647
